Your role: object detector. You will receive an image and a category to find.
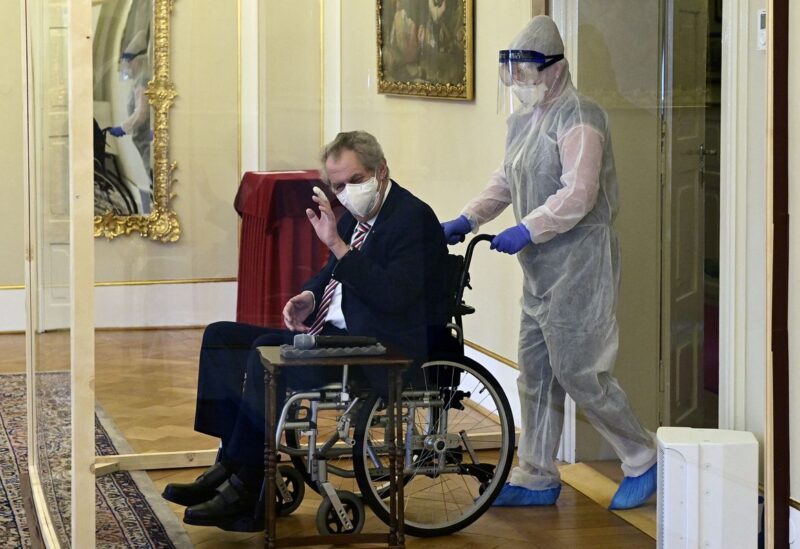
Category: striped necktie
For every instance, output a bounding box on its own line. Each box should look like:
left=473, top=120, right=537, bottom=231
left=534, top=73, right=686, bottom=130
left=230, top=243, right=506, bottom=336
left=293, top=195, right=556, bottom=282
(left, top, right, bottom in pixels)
left=307, top=222, right=371, bottom=335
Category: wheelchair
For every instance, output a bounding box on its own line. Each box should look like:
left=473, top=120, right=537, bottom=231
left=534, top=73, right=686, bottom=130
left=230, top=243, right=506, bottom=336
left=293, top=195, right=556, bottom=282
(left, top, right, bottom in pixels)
left=265, top=234, right=515, bottom=537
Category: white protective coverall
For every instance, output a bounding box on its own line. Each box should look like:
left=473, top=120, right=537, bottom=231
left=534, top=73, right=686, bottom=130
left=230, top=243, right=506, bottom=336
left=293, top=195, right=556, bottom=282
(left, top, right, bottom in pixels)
left=461, top=15, right=656, bottom=490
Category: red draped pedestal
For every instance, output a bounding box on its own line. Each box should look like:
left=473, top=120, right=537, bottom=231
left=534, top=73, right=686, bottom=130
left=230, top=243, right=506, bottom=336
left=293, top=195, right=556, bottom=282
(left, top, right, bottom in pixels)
left=235, top=170, right=331, bottom=328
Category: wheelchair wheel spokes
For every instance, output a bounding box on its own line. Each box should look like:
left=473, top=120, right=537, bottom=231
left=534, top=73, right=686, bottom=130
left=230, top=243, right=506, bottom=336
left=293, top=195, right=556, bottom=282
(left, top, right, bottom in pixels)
left=353, top=358, right=515, bottom=537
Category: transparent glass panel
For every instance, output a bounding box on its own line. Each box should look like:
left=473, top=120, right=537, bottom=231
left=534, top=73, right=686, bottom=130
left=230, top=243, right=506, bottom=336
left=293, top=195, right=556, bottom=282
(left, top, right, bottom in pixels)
left=28, top=0, right=73, bottom=545
left=91, top=0, right=240, bottom=544
left=572, top=0, right=667, bottom=457
left=44, top=0, right=735, bottom=545
left=576, top=0, right=719, bottom=433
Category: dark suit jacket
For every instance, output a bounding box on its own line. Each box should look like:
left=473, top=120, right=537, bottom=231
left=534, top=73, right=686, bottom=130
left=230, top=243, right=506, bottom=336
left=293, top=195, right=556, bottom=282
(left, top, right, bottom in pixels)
left=301, top=182, right=450, bottom=372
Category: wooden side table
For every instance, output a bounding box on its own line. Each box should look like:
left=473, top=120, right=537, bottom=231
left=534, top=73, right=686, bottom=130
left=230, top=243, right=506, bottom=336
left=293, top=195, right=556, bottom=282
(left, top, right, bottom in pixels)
left=258, top=346, right=410, bottom=548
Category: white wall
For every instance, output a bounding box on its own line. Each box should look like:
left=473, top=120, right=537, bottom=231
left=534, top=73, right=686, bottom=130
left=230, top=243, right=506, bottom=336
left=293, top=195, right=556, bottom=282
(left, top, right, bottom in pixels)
left=0, top=0, right=26, bottom=288
left=263, top=1, right=323, bottom=169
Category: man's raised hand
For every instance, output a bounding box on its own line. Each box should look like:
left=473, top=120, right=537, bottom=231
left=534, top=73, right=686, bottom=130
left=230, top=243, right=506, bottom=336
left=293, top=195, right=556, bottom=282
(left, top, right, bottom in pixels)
left=282, top=291, right=314, bottom=332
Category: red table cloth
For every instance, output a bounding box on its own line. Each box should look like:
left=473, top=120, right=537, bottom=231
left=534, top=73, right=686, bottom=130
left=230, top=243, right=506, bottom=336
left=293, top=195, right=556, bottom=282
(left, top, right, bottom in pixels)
left=235, top=170, right=333, bottom=328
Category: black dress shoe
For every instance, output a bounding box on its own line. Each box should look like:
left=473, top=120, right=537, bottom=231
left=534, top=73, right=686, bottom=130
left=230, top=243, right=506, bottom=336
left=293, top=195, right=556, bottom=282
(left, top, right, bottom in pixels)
left=162, top=463, right=229, bottom=507
left=183, top=474, right=260, bottom=531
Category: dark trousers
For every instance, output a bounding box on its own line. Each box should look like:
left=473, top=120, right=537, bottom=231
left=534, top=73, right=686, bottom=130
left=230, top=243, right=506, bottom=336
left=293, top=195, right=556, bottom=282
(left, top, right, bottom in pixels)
left=193, top=321, right=346, bottom=468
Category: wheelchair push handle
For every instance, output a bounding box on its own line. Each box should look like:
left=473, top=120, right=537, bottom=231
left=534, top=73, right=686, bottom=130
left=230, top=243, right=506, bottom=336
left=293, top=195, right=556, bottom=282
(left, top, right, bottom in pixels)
left=455, top=233, right=495, bottom=309
left=463, top=233, right=495, bottom=270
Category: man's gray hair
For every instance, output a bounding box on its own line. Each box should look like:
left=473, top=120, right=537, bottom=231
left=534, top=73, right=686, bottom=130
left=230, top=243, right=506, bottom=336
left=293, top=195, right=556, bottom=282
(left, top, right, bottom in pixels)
left=320, top=130, right=389, bottom=182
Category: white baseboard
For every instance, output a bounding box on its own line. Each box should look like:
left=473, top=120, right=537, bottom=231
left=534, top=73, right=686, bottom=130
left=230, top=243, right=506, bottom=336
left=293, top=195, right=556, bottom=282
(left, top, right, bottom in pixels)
left=790, top=505, right=799, bottom=545
left=0, top=289, right=25, bottom=332
left=95, top=281, right=237, bottom=328
left=0, top=282, right=238, bottom=332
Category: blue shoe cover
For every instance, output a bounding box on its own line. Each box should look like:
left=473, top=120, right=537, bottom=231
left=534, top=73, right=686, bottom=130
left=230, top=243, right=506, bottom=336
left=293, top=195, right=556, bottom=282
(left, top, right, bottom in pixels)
left=608, top=464, right=657, bottom=510
left=491, top=483, right=561, bottom=507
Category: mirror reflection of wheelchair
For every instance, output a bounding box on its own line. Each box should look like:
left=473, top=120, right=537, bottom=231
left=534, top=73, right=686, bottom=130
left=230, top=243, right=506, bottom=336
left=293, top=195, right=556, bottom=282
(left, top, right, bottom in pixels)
left=93, top=118, right=142, bottom=216
left=217, top=235, right=514, bottom=537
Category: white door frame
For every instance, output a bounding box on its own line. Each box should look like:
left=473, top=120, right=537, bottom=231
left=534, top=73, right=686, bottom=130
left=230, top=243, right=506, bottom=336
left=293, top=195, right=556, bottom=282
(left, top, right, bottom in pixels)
left=717, top=0, right=758, bottom=431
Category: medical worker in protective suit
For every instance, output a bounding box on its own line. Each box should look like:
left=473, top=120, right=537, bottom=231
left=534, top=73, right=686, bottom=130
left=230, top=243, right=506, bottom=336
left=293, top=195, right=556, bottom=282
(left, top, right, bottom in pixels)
left=441, top=15, right=657, bottom=509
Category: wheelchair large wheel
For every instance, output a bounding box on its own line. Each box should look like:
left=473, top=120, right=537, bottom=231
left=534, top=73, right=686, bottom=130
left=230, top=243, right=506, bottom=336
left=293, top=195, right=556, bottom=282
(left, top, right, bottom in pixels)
left=353, top=357, right=515, bottom=537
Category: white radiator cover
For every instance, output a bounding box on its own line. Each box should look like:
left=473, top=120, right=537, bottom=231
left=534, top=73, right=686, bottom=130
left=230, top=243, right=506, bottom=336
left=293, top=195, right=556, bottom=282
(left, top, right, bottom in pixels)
left=657, top=427, right=758, bottom=549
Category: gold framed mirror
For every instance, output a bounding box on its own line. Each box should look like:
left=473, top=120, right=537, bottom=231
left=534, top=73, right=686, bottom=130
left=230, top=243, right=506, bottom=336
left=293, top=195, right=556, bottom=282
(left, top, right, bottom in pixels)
left=93, top=0, right=180, bottom=242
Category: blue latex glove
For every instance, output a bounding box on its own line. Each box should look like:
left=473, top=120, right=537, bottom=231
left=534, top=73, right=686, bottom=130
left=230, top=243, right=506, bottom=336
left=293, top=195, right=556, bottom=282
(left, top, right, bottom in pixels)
left=441, top=214, right=471, bottom=245
left=490, top=223, right=531, bottom=254
left=108, top=126, right=126, bottom=137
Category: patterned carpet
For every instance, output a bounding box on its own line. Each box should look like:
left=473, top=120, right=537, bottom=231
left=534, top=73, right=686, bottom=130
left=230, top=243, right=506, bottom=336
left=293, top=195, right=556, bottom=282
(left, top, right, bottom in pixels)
left=0, top=372, right=191, bottom=548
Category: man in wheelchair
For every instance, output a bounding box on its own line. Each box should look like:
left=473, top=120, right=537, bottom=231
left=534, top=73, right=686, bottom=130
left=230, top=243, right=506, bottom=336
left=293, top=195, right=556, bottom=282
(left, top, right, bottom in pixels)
left=162, top=130, right=452, bottom=529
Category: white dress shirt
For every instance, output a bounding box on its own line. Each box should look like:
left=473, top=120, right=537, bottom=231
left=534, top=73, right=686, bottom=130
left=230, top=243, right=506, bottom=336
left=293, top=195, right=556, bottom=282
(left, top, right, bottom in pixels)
left=324, top=181, right=392, bottom=329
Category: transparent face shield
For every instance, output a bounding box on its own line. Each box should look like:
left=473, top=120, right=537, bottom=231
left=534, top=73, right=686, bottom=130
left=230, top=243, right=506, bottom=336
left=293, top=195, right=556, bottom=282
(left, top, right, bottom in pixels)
left=497, top=49, right=564, bottom=114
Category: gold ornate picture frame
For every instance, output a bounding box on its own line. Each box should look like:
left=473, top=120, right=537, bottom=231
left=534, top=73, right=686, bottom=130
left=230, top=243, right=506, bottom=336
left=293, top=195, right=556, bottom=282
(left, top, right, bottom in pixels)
left=94, top=0, right=180, bottom=242
left=376, top=0, right=474, bottom=100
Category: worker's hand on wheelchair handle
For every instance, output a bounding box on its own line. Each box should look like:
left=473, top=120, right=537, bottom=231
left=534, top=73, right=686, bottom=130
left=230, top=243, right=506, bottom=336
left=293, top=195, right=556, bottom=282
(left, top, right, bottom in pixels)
left=490, top=223, right=532, bottom=254
left=441, top=215, right=471, bottom=245
left=108, top=126, right=126, bottom=137
left=307, top=195, right=348, bottom=258
left=283, top=291, right=314, bottom=332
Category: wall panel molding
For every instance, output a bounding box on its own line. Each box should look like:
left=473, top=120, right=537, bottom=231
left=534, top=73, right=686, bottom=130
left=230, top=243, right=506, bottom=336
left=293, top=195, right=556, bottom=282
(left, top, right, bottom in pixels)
left=94, top=281, right=237, bottom=329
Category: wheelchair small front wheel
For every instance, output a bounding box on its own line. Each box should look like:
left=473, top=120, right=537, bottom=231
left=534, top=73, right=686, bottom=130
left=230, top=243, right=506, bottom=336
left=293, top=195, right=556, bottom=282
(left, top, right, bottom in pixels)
left=315, top=490, right=365, bottom=535
left=276, top=465, right=305, bottom=517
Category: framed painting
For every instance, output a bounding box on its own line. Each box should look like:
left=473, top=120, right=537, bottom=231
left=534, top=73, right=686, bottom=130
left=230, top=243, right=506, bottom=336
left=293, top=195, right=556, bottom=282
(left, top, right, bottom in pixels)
left=377, top=0, right=474, bottom=100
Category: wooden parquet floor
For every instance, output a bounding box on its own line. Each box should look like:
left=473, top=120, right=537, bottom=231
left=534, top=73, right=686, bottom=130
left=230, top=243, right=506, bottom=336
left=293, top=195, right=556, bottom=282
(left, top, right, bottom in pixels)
left=0, top=329, right=655, bottom=548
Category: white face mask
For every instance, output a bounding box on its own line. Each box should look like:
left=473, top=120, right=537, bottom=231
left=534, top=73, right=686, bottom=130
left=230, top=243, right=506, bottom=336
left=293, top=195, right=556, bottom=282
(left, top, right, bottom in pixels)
left=512, top=82, right=548, bottom=108
left=336, top=176, right=380, bottom=218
